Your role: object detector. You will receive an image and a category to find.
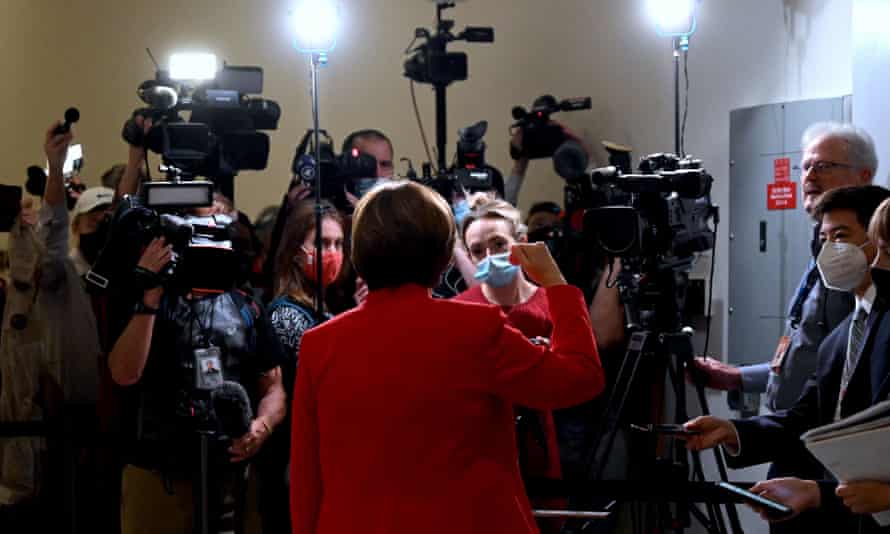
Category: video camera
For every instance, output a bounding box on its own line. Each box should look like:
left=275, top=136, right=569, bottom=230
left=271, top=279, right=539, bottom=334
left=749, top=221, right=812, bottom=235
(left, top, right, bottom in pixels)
left=290, top=129, right=377, bottom=212
left=121, top=61, right=280, bottom=181
left=403, top=3, right=494, bottom=87
left=415, top=120, right=500, bottom=200
left=578, top=150, right=716, bottom=331
left=511, top=94, right=592, bottom=180
left=85, top=193, right=240, bottom=296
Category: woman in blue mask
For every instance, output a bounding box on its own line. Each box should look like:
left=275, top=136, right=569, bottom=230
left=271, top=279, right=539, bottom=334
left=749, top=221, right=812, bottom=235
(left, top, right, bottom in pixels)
left=454, top=199, right=567, bottom=534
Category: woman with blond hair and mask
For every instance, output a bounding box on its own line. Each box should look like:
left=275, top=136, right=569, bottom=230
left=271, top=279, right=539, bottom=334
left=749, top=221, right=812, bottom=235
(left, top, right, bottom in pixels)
left=453, top=198, right=569, bottom=533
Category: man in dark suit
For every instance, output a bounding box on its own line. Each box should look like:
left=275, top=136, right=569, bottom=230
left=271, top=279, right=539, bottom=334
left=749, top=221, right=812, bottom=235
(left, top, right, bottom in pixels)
left=684, top=185, right=890, bottom=531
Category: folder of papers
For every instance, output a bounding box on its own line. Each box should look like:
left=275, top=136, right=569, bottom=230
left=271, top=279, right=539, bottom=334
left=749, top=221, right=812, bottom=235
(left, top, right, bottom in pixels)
left=802, top=400, right=890, bottom=526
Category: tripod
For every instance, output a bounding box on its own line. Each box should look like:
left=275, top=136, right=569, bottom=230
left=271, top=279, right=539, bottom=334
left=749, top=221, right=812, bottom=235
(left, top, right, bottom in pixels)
left=581, top=280, right=742, bottom=534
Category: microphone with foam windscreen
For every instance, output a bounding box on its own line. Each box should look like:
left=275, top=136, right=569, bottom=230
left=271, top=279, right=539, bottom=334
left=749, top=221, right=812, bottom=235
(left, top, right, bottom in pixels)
left=211, top=381, right=254, bottom=439
left=553, top=140, right=589, bottom=182
left=52, top=107, right=80, bottom=135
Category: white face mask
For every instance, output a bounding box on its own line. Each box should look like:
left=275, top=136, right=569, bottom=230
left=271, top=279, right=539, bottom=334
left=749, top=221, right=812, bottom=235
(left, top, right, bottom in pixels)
left=816, top=239, right=871, bottom=292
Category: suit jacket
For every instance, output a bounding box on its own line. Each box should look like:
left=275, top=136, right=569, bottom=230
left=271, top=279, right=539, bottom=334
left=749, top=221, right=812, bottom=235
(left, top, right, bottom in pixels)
left=730, top=297, right=890, bottom=531
left=290, top=284, right=605, bottom=534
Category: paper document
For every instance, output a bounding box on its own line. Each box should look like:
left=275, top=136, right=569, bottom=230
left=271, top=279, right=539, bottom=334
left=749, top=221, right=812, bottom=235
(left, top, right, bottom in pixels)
left=802, top=400, right=890, bottom=526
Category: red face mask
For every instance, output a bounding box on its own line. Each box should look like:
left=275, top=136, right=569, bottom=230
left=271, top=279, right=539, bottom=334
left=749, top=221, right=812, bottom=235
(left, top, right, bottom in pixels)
left=302, top=247, right=343, bottom=288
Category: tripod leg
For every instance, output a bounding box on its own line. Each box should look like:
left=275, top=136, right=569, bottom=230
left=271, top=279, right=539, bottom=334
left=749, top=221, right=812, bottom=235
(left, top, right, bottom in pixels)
left=693, top=381, right=743, bottom=534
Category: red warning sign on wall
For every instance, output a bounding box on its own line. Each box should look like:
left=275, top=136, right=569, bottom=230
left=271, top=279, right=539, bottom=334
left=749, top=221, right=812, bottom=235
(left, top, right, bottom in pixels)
left=774, top=158, right=791, bottom=182
left=768, top=182, right=796, bottom=210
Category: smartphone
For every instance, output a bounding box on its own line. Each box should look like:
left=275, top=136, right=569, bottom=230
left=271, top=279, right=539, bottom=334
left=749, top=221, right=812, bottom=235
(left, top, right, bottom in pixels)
left=717, top=482, right=793, bottom=520
left=630, top=423, right=702, bottom=436
left=0, top=185, right=22, bottom=232
left=45, top=143, right=84, bottom=178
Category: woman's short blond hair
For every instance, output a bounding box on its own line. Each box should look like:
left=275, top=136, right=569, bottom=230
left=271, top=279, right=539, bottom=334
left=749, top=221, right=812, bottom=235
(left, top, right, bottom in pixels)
left=868, top=197, right=890, bottom=245
left=460, top=198, right=522, bottom=241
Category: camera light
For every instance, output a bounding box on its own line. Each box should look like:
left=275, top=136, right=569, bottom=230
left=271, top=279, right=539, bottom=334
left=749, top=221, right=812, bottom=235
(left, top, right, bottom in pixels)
left=169, top=52, right=219, bottom=82
left=649, top=0, right=697, bottom=37
left=290, top=0, right=340, bottom=53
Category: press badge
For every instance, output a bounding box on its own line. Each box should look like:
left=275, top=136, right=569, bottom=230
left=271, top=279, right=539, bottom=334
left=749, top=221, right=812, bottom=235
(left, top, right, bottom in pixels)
left=770, top=335, right=792, bottom=373
left=194, top=346, right=224, bottom=390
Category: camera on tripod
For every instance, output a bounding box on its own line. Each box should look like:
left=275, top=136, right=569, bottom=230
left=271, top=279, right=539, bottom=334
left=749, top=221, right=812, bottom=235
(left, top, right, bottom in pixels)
left=582, top=152, right=714, bottom=264
left=121, top=56, right=281, bottom=180
left=511, top=94, right=592, bottom=180
left=403, top=3, right=493, bottom=87
left=415, top=120, right=499, bottom=199
left=290, top=129, right=378, bottom=212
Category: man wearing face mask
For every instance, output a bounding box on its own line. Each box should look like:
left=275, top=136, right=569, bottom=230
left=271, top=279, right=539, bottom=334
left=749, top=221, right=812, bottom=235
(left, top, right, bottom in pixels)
left=342, top=129, right=396, bottom=206
left=694, top=122, right=876, bottom=414
left=683, top=185, right=890, bottom=532
left=69, top=186, right=113, bottom=276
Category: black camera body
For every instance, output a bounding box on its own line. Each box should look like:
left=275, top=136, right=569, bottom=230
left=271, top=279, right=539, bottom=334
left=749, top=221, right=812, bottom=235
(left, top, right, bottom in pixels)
left=291, top=129, right=378, bottom=212
left=583, top=154, right=714, bottom=261
left=122, top=65, right=280, bottom=181
left=86, top=195, right=239, bottom=296
left=403, top=8, right=493, bottom=87
left=511, top=95, right=591, bottom=159
left=414, top=120, right=499, bottom=200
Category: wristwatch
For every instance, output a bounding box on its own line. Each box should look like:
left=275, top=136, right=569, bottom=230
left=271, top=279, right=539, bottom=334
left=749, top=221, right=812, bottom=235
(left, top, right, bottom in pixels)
left=133, top=301, right=159, bottom=315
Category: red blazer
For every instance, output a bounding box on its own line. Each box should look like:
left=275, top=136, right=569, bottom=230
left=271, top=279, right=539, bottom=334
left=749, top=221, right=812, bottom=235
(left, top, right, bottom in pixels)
left=290, top=283, right=604, bottom=534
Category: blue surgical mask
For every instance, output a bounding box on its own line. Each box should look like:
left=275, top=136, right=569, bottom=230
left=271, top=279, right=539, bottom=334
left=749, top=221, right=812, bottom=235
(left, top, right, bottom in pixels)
left=355, top=177, right=380, bottom=198
left=474, top=252, right=519, bottom=288
left=453, top=199, right=470, bottom=228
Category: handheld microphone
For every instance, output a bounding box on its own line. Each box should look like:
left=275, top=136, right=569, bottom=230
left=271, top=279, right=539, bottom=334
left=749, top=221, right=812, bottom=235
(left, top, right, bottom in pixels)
left=211, top=381, right=254, bottom=439
left=53, top=107, right=80, bottom=135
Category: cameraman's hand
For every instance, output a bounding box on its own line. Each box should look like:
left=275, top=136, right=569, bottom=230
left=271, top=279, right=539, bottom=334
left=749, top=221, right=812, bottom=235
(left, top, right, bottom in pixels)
left=138, top=238, right=173, bottom=273
left=138, top=238, right=172, bottom=306
left=229, top=417, right=272, bottom=463
left=287, top=181, right=312, bottom=206
left=689, top=357, right=743, bottom=391
left=510, top=242, right=566, bottom=288
left=44, top=122, right=73, bottom=176
left=682, top=416, right=739, bottom=452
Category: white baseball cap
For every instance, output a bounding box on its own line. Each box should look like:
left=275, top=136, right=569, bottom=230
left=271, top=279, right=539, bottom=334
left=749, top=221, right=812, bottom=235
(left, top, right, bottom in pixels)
left=72, top=187, right=114, bottom=217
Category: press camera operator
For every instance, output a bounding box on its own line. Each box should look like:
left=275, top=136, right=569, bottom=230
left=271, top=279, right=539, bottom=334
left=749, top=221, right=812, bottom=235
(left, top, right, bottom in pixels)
left=107, top=119, right=287, bottom=534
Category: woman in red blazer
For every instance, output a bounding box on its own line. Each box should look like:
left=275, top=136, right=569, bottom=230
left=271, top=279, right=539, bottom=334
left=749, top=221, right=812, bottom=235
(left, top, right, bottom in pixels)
left=290, top=181, right=605, bottom=534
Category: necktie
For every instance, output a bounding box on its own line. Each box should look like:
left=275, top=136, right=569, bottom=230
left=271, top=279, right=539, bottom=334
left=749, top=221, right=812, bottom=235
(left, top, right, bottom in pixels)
left=835, top=307, right=869, bottom=420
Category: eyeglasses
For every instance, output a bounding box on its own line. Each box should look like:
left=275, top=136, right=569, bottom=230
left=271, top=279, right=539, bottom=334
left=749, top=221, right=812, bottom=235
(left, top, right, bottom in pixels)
left=801, top=160, right=854, bottom=174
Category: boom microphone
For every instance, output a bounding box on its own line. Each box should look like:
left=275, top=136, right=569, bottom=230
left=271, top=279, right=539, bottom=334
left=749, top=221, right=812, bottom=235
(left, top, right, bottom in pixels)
left=53, top=107, right=80, bottom=135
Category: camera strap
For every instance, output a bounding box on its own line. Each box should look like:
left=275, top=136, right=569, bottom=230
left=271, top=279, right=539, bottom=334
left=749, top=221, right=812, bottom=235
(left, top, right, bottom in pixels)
left=188, top=295, right=217, bottom=349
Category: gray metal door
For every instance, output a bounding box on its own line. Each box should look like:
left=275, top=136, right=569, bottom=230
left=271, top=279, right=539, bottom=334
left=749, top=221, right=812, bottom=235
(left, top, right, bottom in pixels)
left=728, top=97, right=850, bottom=367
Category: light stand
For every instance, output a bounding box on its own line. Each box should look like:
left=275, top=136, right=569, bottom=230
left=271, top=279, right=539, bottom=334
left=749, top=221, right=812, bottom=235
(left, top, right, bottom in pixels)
left=310, top=52, right=327, bottom=319
left=291, top=0, right=339, bottom=319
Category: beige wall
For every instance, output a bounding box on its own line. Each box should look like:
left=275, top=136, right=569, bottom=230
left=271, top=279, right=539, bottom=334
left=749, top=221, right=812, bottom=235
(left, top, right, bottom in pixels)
left=0, top=2, right=854, bottom=531
left=0, top=0, right=852, bottom=331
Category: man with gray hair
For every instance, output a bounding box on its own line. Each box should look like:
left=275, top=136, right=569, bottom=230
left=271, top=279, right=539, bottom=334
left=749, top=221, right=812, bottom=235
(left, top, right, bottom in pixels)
left=696, top=121, right=875, bottom=407
left=693, top=122, right=876, bottom=531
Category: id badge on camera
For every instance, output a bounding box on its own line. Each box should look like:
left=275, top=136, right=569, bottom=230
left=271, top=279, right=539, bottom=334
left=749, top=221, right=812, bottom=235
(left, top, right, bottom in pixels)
left=194, top=346, right=224, bottom=390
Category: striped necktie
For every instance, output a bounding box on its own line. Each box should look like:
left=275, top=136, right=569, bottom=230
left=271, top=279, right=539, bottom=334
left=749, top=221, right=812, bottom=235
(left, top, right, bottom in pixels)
left=835, top=307, right=869, bottom=420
